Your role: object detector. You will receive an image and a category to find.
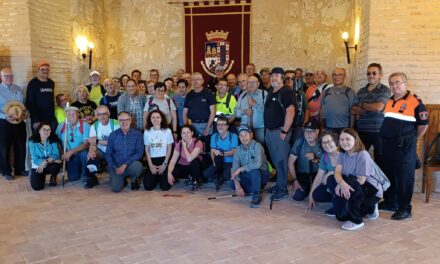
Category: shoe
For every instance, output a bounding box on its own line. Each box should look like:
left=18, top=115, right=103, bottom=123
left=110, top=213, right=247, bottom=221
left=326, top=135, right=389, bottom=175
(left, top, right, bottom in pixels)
left=84, top=179, right=99, bottom=189
left=184, top=176, right=193, bottom=187
left=16, top=170, right=29, bottom=176
left=367, top=203, right=380, bottom=220
left=250, top=195, right=262, bottom=208
left=49, top=175, right=57, bottom=186
left=4, top=175, right=14, bottom=181
left=325, top=208, right=336, bottom=217
left=131, top=182, right=140, bottom=191
left=272, top=190, right=288, bottom=201
left=190, top=182, right=200, bottom=193
left=341, top=221, right=364, bottom=231
left=391, top=209, right=412, bottom=220
left=378, top=201, right=397, bottom=212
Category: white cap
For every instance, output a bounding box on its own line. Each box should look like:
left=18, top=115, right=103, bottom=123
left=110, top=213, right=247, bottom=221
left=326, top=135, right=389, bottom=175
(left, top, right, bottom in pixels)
left=89, top=70, right=100, bottom=77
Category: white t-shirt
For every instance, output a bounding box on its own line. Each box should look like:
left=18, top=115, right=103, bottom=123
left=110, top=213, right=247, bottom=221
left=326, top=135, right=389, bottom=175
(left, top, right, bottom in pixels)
left=143, top=97, right=177, bottom=124
left=143, top=128, right=174, bottom=158
left=89, top=121, right=120, bottom=152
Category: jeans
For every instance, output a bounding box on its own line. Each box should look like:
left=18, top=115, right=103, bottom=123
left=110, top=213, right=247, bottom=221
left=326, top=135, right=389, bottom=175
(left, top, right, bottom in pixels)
left=109, top=161, right=143, bottom=193
left=67, top=151, right=88, bottom=181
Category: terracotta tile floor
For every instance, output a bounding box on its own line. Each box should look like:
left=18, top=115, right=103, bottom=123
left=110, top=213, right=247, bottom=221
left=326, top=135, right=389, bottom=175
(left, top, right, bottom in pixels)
left=1, top=175, right=440, bottom=264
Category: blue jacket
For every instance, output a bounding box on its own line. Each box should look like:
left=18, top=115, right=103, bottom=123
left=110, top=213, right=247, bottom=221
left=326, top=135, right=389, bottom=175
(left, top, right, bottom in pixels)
left=105, top=128, right=144, bottom=170
left=29, top=141, right=60, bottom=168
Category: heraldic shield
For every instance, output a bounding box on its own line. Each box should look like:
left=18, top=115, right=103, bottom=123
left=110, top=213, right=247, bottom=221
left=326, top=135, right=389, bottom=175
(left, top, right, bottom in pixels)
left=201, top=30, right=234, bottom=77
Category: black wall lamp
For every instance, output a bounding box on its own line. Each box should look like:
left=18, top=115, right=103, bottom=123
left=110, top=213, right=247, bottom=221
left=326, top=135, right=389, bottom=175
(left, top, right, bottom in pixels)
left=342, top=32, right=357, bottom=64
left=76, top=36, right=94, bottom=69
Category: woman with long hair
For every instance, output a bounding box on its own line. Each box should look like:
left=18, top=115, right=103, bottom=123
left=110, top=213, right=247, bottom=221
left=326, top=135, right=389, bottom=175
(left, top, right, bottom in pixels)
left=143, top=110, right=174, bottom=191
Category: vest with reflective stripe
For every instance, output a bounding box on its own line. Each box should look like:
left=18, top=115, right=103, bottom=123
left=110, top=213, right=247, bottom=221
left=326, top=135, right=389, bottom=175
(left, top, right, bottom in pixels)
left=383, top=93, right=418, bottom=122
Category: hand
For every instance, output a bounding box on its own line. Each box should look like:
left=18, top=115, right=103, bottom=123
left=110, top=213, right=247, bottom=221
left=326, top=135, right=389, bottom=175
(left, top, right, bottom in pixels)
left=305, top=152, right=315, bottom=161
left=231, top=168, right=241, bottom=179
left=335, top=184, right=341, bottom=197
left=98, top=139, right=108, bottom=146
left=53, top=159, right=62, bottom=164
left=340, top=182, right=354, bottom=200
left=182, top=140, right=187, bottom=149
left=168, top=174, right=175, bottom=185
left=292, top=180, right=303, bottom=194
left=280, top=132, right=286, bottom=141
left=158, top=164, right=166, bottom=174
left=213, top=149, right=221, bottom=156
left=234, top=182, right=245, bottom=197
left=33, top=122, right=41, bottom=130
left=116, top=164, right=127, bottom=175
left=243, top=109, right=253, bottom=116
left=307, top=195, right=316, bottom=211
left=248, top=97, right=256, bottom=106
left=149, top=165, right=158, bottom=175
left=203, top=127, right=210, bottom=136
left=62, top=151, right=73, bottom=161
left=37, top=162, right=46, bottom=173
left=87, top=150, right=96, bottom=160
left=322, top=171, right=334, bottom=185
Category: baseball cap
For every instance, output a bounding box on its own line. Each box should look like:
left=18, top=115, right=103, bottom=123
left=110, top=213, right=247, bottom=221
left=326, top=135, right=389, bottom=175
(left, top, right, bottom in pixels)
left=237, top=124, right=252, bottom=134
left=271, top=67, right=285, bottom=75
left=89, top=70, right=100, bottom=77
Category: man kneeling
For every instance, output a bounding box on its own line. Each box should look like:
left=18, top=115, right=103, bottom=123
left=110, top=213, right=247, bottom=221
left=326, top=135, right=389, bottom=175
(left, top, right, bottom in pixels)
left=231, top=124, right=269, bottom=208
left=105, top=112, right=144, bottom=192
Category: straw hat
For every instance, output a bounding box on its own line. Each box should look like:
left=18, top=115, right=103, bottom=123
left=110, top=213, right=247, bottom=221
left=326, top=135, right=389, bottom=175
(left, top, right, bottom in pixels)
left=3, top=101, right=26, bottom=124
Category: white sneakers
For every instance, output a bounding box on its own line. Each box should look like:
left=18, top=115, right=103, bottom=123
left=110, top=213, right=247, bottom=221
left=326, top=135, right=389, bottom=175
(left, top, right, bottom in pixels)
left=367, top=203, right=380, bottom=221
left=341, top=221, right=364, bottom=231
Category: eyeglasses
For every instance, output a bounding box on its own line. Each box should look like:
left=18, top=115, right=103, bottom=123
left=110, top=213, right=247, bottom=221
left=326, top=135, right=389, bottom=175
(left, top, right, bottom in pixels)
left=41, top=128, right=51, bottom=132
left=389, top=81, right=405, bottom=87
left=155, top=89, right=165, bottom=93
left=217, top=123, right=228, bottom=127
left=247, top=81, right=258, bottom=85
left=305, top=73, right=314, bottom=77
left=97, top=112, right=109, bottom=116
left=118, top=118, right=131, bottom=122
left=332, top=74, right=345, bottom=77
left=70, top=133, right=74, bottom=142
left=322, top=140, right=334, bottom=146
left=1, top=75, right=13, bottom=78
left=285, top=77, right=294, bottom=80
left=367, top=71, right=378, bottom=76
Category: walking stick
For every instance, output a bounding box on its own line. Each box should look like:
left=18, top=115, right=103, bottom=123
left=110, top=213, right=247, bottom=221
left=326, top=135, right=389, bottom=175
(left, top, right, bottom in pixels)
left=208, top=194, right=237, bottom=200
left=61, top=103, right=69, bottom=187
left=270, top=194, right=274, bottom=210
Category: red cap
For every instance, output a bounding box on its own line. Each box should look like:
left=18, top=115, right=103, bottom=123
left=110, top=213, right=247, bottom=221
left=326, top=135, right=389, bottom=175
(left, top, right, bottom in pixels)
left=37, top=60, right=50, bottom=69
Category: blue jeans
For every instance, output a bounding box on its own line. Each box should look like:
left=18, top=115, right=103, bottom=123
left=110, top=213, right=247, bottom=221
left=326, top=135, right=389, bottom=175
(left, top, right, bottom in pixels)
left=80, top=149, right=106, bottom=185
left=231, top=169, right=269, bottom=196
left=67, top=151, right=88, bottom=181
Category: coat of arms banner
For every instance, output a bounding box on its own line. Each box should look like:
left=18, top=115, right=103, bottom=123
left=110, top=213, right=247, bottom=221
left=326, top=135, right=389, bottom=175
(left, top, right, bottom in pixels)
left=184, top=0, right=251, bottom=81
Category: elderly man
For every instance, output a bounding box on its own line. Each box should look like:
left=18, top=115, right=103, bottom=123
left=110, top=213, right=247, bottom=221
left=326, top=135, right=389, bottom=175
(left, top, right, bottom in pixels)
left=106, top=111, right=144, bottom=192
left=207, top=64, right=225, bottom=93
left=26, top=60, right=56, bottom=130
left=320, top=67, right=356, bottom=134
left=231, top=124, right=269, bottom=208
left=264, top=67, right=296, bottom=201
left=183, top=72, right=216, bottom=137
left=235, top=75, right=267, bottom=144
left=100, top=78, right=122, bottom=120
left=117, top=78, right=146, bottom=130
left=56, top=107, right=90, bottom=182
left=380, top=72, right=428, bottom=220
left=351, top=63, right=391, bottom=169
left=0, top=67, right=27, bottom=180
left=245, top=63, right=256, bottom=77
left=86, top=70, right=105, bottom=106
left=82, top=105, right=119, bottom=188
left=236, top=73, right=248, bottom=98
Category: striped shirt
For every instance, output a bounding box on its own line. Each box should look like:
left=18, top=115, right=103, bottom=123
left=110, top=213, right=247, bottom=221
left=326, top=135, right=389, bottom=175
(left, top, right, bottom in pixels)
left=355, top=83, right=391, bottom=132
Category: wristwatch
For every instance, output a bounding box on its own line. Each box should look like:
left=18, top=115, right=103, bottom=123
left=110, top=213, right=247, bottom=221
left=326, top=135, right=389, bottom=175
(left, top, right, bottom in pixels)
left=281, top=129, right=287, bottom=134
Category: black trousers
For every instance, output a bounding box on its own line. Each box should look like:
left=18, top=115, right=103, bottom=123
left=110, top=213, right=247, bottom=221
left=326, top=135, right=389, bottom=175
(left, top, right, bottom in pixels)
left=358, top=131, right=384, bottom=169
left=144, top=157, right=169, bottom=191
left=30, top=163, right=61, bottom=191
left=381, top=136, right=417, bottom=211
left=172, top=159, right=203, bottom=185
left=334, top=175, right=380, bottom=224
left=0, top=119, right=26, bottom=176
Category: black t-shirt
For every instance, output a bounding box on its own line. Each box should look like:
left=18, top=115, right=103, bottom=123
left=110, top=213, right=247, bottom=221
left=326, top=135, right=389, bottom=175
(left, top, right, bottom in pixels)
left=72, top=100, right=97, bottom=120
left=183, top=88, right=216, bottom=122
left=100, top=93, right=121, bottom=120
left=264, top=86, right=296, bottom=129
left=25, top=77, right=56, bottom=124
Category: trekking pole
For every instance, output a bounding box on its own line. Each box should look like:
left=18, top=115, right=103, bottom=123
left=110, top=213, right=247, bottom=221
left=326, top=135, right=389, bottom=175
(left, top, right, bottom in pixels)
left=61, top=103, right=69, bottom=187
left=270, top=194, right=274, bottom=210
left=208, top=194, right=237, bottom=200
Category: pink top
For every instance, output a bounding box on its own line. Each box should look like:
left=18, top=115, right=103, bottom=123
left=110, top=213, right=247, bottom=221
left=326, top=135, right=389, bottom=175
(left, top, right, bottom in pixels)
left=174, top=138, right=203, bottom=166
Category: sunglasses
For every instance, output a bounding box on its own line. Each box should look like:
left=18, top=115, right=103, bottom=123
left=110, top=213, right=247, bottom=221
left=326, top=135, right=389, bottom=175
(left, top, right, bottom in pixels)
left=305, top=73, right=314, bottom=76
left=285, top=77, right=294, bottom=80
left=70, top=133, right=74, bottom=142
left=367, top=71, right=378, bottom=76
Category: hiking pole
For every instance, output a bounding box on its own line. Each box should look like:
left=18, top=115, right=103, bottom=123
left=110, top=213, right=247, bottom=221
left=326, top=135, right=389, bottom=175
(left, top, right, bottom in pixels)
left=61, top=103, right=69, bottom=188
left=208, top=194, right=237, bottom=200
left=270, top=194, right=274, bottom=210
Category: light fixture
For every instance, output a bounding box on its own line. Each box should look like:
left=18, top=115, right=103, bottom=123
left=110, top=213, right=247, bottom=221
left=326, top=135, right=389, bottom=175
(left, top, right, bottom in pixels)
left=342, top=31, right=357, bottom=64
left=75, top=35, right=95, bottom=69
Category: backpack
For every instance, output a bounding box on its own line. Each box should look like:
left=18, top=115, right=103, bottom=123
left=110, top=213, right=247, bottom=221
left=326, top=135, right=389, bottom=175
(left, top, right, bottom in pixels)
left=148, top=97, right=171, bottom=112
left=60, top=119, right=84, bottom=134
left=308, top=83, right=330, bottom=103
left=93, top=119, right=118, bottom=134
left=213, top=132, right=234, bottom=149
left=427, top=133, right=440, bottom=162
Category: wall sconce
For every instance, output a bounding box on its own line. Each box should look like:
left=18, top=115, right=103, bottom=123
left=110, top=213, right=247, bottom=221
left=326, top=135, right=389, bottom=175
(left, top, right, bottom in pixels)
left=76, top=36, right=94, bottom=69
left=342, top=32, right=357, bottom=64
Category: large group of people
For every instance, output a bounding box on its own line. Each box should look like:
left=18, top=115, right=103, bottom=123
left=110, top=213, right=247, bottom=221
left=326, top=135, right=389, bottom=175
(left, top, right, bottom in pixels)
left=0, top=60, right=429, bottom=230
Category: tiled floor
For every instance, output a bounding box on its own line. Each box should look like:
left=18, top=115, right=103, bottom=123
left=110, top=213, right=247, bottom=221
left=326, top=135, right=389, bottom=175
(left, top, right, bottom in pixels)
left=1, top=175, right=440, bottom=264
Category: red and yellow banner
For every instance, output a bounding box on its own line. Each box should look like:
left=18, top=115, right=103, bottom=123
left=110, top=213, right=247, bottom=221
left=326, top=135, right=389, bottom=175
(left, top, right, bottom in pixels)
left=184, top=0, right=251, bottom=80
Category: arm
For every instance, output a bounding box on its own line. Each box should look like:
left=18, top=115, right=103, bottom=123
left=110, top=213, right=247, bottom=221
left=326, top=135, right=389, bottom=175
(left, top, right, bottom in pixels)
left=417, top=125, right=428, bottom=138
left=142, top=111, right=148, bottom=129
left=361, top=102, right=385, bottom=112
left=307, top=169, right=326, bottom=210
left=288, top=154, right=298, bottom=181
left=204, top=104, right=216, bottom=135
left=105, top=135, right=117, bottom=171
left=183, top=107, right=189, bottom=124
left=171, top=110, right=177, bottom=133
left=334, top=164, right=354, bottom=199
left=182, top=142, right=202, bottom=163
left=282, top=105, right=295, bottom=133
left=167, top=149, right=180, bottom=185
left=241, top=143, right=263, bottom=172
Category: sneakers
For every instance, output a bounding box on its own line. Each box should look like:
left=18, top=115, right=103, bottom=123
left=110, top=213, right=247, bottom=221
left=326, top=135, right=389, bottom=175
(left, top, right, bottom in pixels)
left=49, top=175, right=57, bottom=187
left=131, top=182, right=140, bottom=191
left=4, top=175, right=14, bottom=181
left=378, top=201, right=397, bottom=212
left=190, top=182, right=200, bottom=193
left=325, top=208, right=336, bottom=217
left=366, top=203, right=379, bottom=220
left=391, top=209, right=412, bottom=220
left=341, top=221, right=364, bottom=231
left=272, top=190, right=288, bottom=201
left=250, top=195, right=262, bottom=208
